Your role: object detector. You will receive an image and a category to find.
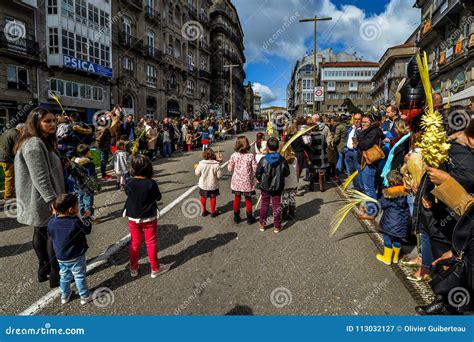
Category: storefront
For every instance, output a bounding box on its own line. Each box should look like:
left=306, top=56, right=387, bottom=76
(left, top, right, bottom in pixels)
left=0, top=99, right=37, bottom=132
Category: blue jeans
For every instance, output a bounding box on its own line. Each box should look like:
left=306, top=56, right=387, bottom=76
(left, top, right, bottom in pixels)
left=335, top=151, right=344, bottom=177
left=344, top=149, right=361, bottom=190
left=163, top=142, right=172, bottom=158
left=421, top=232, right=434, bottom=269
left=78, top=192, right=94, bottom=216
left=383, top=233, right=402, bottom=248
left=59, top=254, right=89, bottom=299
left=359, top=164, right=378, bottom=212
left=99, top=149, right=109, bottom=177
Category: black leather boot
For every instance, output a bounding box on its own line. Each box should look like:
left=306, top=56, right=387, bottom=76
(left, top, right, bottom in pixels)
left=233, top=212, right=241, bottom=224
left=246, top=212, right=255, bottom=225
left=37, top=261, right=50, bottom=283
left=415, top=297, right=450, bottom=315
left=288, top=205, right=296, bottom=220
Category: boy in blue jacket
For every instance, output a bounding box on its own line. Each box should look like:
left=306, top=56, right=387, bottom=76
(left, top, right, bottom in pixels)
left=48, top=194, right=92, bottom=305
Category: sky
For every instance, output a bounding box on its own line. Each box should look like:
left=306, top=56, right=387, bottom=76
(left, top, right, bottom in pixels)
left=232, top=0, right=421, bottom=107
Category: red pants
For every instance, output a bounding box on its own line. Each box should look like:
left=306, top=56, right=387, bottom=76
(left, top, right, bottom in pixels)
left=201, top=196, right=216, bottom=213
left=128, top=219, right=159, bottom=272
left=233, top=195, right=252, bottom=214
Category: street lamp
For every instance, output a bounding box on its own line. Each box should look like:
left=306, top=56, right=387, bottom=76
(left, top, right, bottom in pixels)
left=299, top=16, right=332, bottom=115
left=223, top=64, right=239, bottom=122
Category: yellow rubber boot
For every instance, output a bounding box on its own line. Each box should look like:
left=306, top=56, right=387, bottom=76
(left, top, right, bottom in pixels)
left=392, top=246, right=401, bottom=264
left=376, top=247, right=393, bottom=265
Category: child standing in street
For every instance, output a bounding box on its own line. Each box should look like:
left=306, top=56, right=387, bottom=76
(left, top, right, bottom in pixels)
left=69, top=144, right=100, bottom=218
left=228, top=136, right=257, bottom=224
left=113, top=140, right=129, bottom=190
left=195, top=148, right=223, bottom=217
left=256, top=137, right=290, bottom=233
left=201, top=130, right=210, bottom=150
left=123, top=155, right=170, bottom=278
left=281, top=144, right=298, bottom=221
left=376, top=170, right=410, bottom=265
left=254, top=132, right=267, bottom=164
left=48, top=194, right=92, bottom=305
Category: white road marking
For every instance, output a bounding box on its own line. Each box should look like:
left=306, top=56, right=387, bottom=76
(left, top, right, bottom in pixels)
left=20, top=159, right=230, bottom=315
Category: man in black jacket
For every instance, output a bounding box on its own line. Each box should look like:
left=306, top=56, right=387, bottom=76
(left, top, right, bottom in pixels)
left=256, top=137, right=290, bottom=233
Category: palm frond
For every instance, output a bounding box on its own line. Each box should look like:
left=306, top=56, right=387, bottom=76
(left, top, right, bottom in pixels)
left=281, top=125, right=316, bottom=152
left=340, top=170, right=359, bottom=191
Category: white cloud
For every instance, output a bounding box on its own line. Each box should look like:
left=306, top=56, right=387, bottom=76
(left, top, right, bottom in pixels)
left=234, top=0, right=420, bottom=63
left=252, top=82, right=278, bottom=105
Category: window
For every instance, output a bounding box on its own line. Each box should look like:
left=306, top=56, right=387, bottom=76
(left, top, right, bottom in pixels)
left=187, top=79, right=194, bottom=93
left=146, top=65, right=157, bottom=86
left=76, top=35, right=88, bottom=60
left=88, top=3, right=100, bottom=29
left=62, top=29, right=75, bottom=57
left=89, top=42, right=100, bottom=64
left=72, top=82, right=79, bottom=97
left=99, top=44, right=110, bottom=67
left=146, top=0, right=154, bottom=8
left=99, top=10, right=109, bottom=29
left=50, top=79, right=64, bottom=94
left=93, top=87, right=103, bottom=101
left=7, top=65, right=28, bottom=90
left=122, top=16, right=132, bottom=35
left=75, top=0, right=87, bottom=23
left=47, top=0, right=58, bottom=14
left=187, top=51, right=194, bottom=67
left=80, top=84, right=91, bottom=99
left=123, top=57, right=134, bottom=75
left=48, top=28, right=59, bottom=54
left=61, top=0, right=74, bottom=19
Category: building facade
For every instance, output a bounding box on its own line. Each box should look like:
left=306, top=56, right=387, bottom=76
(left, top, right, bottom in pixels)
left=371, top=42, right=418, bottom=107
left=253, top=93, right=261, bottom=118
left=244, top=81, right=254, bottom=118
left=37, top=0, right=113, bottom=123
left=111, top=0, right=213, bottom=120
left=320, top=61, right=379, bottom=113
left=209, top=0, right=246, bottom=120
left=0, top=0, right=41, bottom=131
left=287, top=48, right=363, bottom=117
left=415, top=0, right=474, bottom=106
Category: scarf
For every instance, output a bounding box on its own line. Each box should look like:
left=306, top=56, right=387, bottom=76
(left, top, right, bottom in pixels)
left=381, top=132, right=411, bottom=187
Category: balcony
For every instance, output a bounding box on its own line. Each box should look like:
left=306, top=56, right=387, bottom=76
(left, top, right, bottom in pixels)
left=198, top=69, right=212, bottom=80
left=119, top=32, right=144, bottom=54
left=187, top=63, right=198, bottom=76
left=199, top=40, right=209, bottom=51
left=431, top=0, right=464, bottom=30
left=144, top=45, right=162, bottom=60
left=186, top=3, right=198, bottom=18
left=145, top=6, right=161, bottom=25
left=436, top=36, right=473, bottom=73
left=0, top=33, right=40, bottom=59
left=7, top=81, right=29, bottom=91
left=123, top=68, right=134, bottom=78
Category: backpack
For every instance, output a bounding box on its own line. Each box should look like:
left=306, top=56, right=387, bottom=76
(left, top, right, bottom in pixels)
left=70, top=162, right=102, bottom=193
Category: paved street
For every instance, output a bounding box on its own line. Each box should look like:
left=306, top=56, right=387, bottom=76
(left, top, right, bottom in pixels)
left=0, top=132, right=416, bottom=315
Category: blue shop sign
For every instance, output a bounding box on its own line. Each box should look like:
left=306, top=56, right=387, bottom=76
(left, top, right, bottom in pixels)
left=63, top=55, right=112, bottom=78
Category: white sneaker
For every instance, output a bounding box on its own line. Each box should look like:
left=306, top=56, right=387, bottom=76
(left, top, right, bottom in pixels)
left=151, top=264, right=171, bottom=278
left=80, top=296, right=92, bottom=305
left=130, top=268, right=139, bottom=277
left=61, top=292, right=72, bottom=305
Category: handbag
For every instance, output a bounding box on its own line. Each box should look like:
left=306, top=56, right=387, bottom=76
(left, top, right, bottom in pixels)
left=361, top=144, right=384, bottom=169
left=429, top=254, right=466, bottom=295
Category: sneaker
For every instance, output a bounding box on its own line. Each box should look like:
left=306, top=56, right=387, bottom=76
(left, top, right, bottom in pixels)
left=80, top=296, right=92, bottom=305
left=61, top=292, right=72, bottom=305
left=273, top=227, right=281, bottom=234
left=259, top=224, right=265, bottom=232
left=130, top=268, right=139, bottom=277
left=151, top=264, right=171, bottom=278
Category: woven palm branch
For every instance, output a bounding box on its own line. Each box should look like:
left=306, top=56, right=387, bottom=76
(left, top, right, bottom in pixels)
left=49, top=90, right=66, bottom=115
left=329, top=189, right=379, bottom=237
left=340, top=170, right=359, bottom=192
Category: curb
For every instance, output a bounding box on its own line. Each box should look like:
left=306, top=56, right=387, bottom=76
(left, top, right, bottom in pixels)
left=335, top=186, right=435, bottom=307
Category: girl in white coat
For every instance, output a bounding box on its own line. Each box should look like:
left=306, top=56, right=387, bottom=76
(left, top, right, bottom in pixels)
left=195, top=148, right=223, bottom=217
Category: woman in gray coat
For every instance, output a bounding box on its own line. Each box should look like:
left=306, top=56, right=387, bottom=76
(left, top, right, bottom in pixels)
left=14, top=107, right=65, bottom=288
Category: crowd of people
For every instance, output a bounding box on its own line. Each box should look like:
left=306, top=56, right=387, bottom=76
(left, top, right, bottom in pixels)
left=0, top=94, right=473, bottom=313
